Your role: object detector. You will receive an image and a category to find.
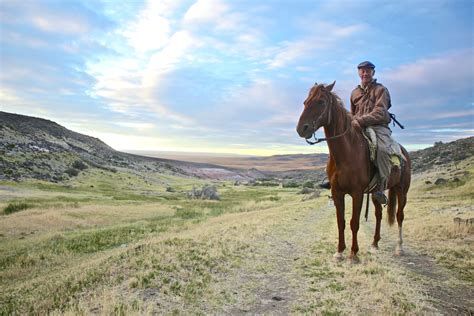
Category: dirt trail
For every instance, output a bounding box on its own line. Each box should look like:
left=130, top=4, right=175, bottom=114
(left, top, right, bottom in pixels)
left=362, top=214, right=474, bottom=315
left=215, top=204, right=324, bottom=314
left=395, top=247, right=474, bottom=315
left=208, top=200, right=473, bottom=314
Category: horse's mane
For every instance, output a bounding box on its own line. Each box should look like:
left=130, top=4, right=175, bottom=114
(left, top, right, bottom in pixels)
left=314, top=84, right=354, bottom=136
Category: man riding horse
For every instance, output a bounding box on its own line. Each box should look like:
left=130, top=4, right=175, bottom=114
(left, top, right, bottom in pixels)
left=320, top=61, right=404, bottom=204
left=350, top=61, right=404, bottom=204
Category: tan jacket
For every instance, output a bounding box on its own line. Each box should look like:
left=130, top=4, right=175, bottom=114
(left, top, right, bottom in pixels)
left=350, top=79, right=391, bottom=128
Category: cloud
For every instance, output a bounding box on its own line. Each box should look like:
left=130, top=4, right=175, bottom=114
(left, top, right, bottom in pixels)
left=383, top=49, right=473, bottom=93
left=118, top=0, right=187, bottom=53
left=266, top=22, right=367, bottom=69
left=1, top=1, right=107, bottom=35
left=183, top=0, right=244, bottom=31
left=381, top=49, right=473, bottom=120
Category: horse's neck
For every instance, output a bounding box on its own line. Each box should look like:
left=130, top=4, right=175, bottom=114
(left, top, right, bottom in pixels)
left=323, top=100, right=360, bottom=165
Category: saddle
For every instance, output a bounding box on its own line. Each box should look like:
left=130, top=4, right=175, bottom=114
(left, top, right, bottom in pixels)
left=362, top=127, right=403, bottom=193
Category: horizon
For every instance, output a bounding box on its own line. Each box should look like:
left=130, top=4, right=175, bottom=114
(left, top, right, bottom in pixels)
left=1, top=0, right=472, bottom=156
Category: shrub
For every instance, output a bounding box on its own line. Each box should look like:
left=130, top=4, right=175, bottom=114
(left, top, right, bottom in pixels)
left=3, top=202, right=33, bottom=214
left=175, top=208, right=202, bottom=219
left=303, top=181, right=315, bottom=189
left=72, top=160, right=88, bottom=170
left=187, top=185, right=220, bottom=200
left=166, top=186, right=175, bottom=192
left=299, top=187, right=313, bottom=194
left=65, top=168, right=79, bottom=177
left=282, top=181, right=299, bottom=188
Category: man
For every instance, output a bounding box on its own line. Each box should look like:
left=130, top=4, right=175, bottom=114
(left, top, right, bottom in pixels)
left=350, top=61, right=403, bottom=204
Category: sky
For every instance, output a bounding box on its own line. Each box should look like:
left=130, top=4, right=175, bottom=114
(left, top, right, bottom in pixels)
left=0, top=0, right=473, bottom=156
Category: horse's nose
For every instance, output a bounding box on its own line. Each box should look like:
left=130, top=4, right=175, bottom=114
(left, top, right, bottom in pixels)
left=297, top=123, right=310, bottom=137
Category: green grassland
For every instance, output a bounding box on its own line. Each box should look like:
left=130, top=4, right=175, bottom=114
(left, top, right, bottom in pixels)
left=0, top=158, right=473, bottom=314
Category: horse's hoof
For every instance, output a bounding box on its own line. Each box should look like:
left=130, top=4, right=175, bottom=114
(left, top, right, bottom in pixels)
left=395, top=247, right=404, bottom=256
left=349, top=254, right=360, bottom=264
left=369, top=245, right=379, bottom=254
left=333, top=252, right=344, bottom=261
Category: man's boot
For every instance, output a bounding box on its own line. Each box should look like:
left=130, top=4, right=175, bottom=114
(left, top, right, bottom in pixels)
left=319, top=181, right=331, bottom=189
left=373, top=184, right=388, bottom=205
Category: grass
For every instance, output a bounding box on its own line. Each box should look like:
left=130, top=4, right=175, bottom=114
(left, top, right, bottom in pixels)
left=3, top=201, right=34, bottom=214
left=0, top=158, right=472, bottom=314
left=401, top=157, right=474, bottom=282
left=0, top=167, right=297, bottom=314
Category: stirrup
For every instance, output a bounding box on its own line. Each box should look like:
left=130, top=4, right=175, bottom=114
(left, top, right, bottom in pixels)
left=373, top=191, right=388, bottom=205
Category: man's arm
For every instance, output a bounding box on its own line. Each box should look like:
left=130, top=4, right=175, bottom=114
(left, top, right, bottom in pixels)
left=355, top=86, right=391, bottom=127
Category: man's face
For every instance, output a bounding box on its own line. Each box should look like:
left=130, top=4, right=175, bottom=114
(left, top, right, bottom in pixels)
left=358, top=67, right=374, bottom=86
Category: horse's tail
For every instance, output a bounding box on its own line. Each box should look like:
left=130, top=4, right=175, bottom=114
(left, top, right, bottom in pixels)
left=387, top=188, right=397, bottom=226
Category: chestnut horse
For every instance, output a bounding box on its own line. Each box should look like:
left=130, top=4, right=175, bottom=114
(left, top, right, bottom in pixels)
left=296, top=82, right=411, bottom=262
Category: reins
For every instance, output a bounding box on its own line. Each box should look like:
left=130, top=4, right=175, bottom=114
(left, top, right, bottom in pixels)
left=305, top=125, right=350, bottom=145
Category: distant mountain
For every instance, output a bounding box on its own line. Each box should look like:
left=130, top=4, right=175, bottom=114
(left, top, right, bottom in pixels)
left=128, top=150, right=329, bottom=172
left=0, top=111, right=266, bottom=182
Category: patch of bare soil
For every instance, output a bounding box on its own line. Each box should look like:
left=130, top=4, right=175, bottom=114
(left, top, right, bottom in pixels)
left=218, top=208, right=321, bottom=314
left=393, top=246, right=473, bottom=315
left=365, top=219, right=474, bottom=315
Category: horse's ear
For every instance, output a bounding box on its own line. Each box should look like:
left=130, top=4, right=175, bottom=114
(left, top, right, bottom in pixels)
left=326, top=81, right=336, bottom=92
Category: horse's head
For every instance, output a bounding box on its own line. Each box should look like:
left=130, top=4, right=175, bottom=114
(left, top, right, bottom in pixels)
left=296, top=81, right=336, bottom=139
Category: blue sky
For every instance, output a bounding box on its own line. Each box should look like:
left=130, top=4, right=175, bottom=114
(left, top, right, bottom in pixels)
left=1, top=0, right=472, bottom=155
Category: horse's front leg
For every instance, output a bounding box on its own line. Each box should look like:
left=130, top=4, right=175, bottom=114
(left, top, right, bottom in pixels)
left=332, top=190, right=346, bottom=261
left=349, top=192, right=364, bottom=263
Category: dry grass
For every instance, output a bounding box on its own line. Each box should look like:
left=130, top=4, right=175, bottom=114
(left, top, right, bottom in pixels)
left=401, top=157, right=474, bottom=282
left=1, top=158, right=473, bottom=314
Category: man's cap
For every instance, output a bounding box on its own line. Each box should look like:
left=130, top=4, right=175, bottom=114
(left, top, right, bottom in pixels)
left=357, top=61, right=375, bottom=69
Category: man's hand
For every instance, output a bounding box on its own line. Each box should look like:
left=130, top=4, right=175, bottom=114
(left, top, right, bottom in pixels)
left=352, top=119, right=362, bottom=133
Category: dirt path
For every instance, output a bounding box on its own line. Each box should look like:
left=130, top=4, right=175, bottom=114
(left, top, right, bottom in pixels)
left=206, top=200, right=473, bottom=314
left=217, top=204, right=324, bottom=314
left=361, top=219, right=474, bottom=315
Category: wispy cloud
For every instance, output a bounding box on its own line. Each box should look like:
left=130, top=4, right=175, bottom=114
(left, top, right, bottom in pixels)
left=1, top=0, right=472, bottom=154
left=266, top=22, right=367, bottom=69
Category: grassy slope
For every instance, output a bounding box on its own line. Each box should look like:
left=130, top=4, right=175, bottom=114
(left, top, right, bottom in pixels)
left=0, top=158, right=472, bottom=314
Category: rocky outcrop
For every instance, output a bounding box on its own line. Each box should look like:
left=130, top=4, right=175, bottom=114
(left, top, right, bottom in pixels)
left=410, top=137, right=474, bottom=172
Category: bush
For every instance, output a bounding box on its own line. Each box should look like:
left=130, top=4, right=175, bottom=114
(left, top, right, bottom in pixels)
left=72, top=160, right=88, bottom=170
left=302, top=181, right=315, bottom=189
left=4, top=202, right=33, bottom=214
left=253, top=180, right=279, bottom=187
left=65, top=168, right=79, bottom=177
left=298, top=187, right=314, bottom=194
left=175, top=208, right=202, bottom=219
left=166, top=186, right=175, bottom=192
left=282, top=181, right=299, bottom=188
left=187, top=185, right=220, bottom=200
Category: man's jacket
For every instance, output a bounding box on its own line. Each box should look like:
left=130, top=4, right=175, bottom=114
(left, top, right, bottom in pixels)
left=350, top=79, right=391, bottom=128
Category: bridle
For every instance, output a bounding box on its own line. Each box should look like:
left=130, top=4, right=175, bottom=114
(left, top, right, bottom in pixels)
left=305, top=92, right=351, bottom=145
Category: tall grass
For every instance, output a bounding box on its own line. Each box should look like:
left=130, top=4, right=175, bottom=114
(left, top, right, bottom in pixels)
left=3, top=202, right=34, bottom=214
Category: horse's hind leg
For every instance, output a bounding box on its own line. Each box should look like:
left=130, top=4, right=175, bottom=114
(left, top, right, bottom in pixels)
left=371, top=196, right=383, bottom=252
left=395, top=190, right=407, bottom=256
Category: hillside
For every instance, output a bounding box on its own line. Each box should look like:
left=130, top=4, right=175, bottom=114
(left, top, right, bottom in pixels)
left=410, top=137, right=474, bottom=172
left=0, top=111, right=266, bottom=182
left=1, top=111, right=473, bottom=186
left=0, top=135, right=472, bottom=314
